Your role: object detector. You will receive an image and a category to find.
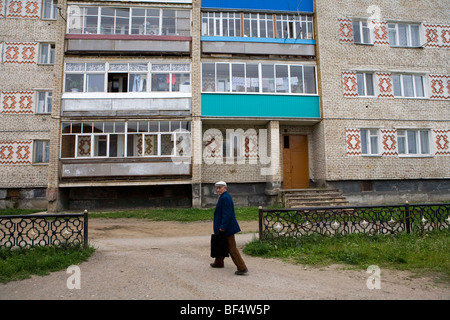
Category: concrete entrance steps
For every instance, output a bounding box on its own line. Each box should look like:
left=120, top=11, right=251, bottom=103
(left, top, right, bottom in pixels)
left=282, top=188, right=349, bottom=208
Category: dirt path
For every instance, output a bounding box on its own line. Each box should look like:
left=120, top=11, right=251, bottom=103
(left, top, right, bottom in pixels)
left=0, top=218, right=448, bottom=300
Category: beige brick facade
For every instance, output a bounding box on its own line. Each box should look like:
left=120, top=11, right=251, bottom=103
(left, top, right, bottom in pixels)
left=2, top=0, right=448, bottom=209
left=0, top=0, right=59, bottom=199
left=315, top=0, right=450, bottom=186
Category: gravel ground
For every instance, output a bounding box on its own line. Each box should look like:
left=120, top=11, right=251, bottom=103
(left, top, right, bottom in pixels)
left=0, top=219, right=449, bottom=300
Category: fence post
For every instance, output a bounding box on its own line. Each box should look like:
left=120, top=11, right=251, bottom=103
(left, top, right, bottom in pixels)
left=83, top=209, right=88, bottom=248
left=258, top=206, right=263, bottom=241
left=405, top=201, right=410, bottom=234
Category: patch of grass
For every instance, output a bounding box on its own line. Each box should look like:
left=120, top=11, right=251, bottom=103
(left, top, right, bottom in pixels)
left=88, top=206, right=259, bottom=222
left=0, top=209, right=44, bottom=216
left=0, top=244, right=95, bottom=284
left=244, top=230, right=450, bottom=284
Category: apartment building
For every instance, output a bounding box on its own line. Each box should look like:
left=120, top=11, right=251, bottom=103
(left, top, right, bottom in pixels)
left=1, top=0, right=448, bottom=210
left=315, top=0, right=450, bottom=204
left=0, top=0, right=59, bottom=208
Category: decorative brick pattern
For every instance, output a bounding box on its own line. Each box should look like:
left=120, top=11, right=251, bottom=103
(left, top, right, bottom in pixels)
left=372, top=21, right=389, bottom=46
left=243, top=129, right=258, bottom=161
left=0, top=0, right=5, bottom=18
left=0, top=141, right=32, bottom=165
left=338, top=18, right=353, bottom=43
left=203, top=129, right=223, bottom=163
left=434, top=130, right=450, bottom=156
left=345, top=129, right=361, bottom=156
left=380, top=129, right=398, bottom=156
left=429, top=74, right=450, bottom=100
left=342, top=72, right=357, bottom=97
left=424, top=24, right=450, bottom=49
left=6, top=0, right=40, bottom=19
left=376, top=72, right=394, bottom=98
left=1, top=91, right=35, bottom=114
left=3, top=42, right=38, bottom=64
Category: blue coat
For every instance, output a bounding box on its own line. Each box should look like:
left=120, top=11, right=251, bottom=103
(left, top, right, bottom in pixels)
left=213, top=191, right=241, bottom=236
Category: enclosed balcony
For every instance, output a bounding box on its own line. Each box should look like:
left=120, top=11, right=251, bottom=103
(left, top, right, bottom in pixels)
left=65, top=5, right=191, bottom=55
left=61, top=61, right=191, bottom=117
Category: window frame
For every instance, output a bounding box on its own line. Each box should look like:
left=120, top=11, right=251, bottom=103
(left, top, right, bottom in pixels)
left=60, top=121, right=191, bottom=159
left=397, top=129, right=431, bottom=157
left=360, top=129, right=380, bottom=156
left=356, top=72, right=375, bottom=97
left=201, top=11, right=313, bottom=40
left=352, top=20, right=372, bottom=45
left=36, top=91, right=52, bottom=114
left=33, top=140, right=50, bottom=164
left=388, top=23, right=421, bottom=48
left=39, top=43, right=55, bottom=65
left=42, top=0, right=58, bottom=20
left=201, top=62, right=317, bottom=95
left=63, top=62, right=191, bottom=93
left=67, top=6, right=191, bottom=36
left=392, top=73, right=426, bottom=98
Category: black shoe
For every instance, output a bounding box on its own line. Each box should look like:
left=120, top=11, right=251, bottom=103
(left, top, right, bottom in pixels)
left=210, top=263, right=224, bottom=268
left=235, top=268, right=248, bottom=275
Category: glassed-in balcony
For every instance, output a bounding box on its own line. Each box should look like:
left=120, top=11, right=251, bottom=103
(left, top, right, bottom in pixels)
left=61, top=62, right=191, bottom=117
left=65, top=5, right=191, bottom=55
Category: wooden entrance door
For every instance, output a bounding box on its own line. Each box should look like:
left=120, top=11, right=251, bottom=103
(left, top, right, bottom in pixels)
left=283, top=135, right=309, bottom=189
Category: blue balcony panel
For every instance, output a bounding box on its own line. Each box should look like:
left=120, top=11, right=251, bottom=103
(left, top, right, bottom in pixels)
left=201, top=94, right=320, bottom=118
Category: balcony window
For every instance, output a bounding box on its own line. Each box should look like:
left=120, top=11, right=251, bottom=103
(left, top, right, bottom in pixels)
left=202, top=11, right=313, bottom=40
left=64, top=62, right=190, bottom=93
left=61, top=121, right=191, bottom=159
left=202, top=62, right=317, bottom=95
left=202, top=12, right=241, bottom=37
left=68, top=6, right=191, bottom=36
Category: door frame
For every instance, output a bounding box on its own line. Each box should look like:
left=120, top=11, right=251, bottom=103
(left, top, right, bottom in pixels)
left=282, top=134, right=310, bottom=189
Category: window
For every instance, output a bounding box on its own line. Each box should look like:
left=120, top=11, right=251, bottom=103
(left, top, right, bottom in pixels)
left=61, top=121, right=191, bottom=158
left=39, top=43, right=55, bottom=65
left=34, top=141, right=50, bottom=163
left=360, top=129, right=379, bottom=155
left=64, top=62, right=190, bottom=93
left=37, top=92, right=52, bottom=113
left=68, top=6, right=191, bottom=36
left=388, top=23, right=421, bottom=47
left=352, top=21, right=371, bottom=44
left=357, top=73, right=374, bottom=96
left=202, top=62, right=317, bottom=95
left=276, top=14, right=313, bottom=40
left=201, top=11, right=312, bottom=39
left=397, top=130, right=430, bottom=156
left=42, top=0, right=57, bottom=20
left=393, top=74, right=425, bottom=98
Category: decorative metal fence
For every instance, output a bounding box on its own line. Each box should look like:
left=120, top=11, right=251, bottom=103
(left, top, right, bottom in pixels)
left=258, top=203, right=450, bottom=241
left=0, top=211, right=88, bottom=249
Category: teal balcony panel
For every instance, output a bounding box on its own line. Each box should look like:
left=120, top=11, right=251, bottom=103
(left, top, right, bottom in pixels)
left=201, top=94, right=320, bottom=118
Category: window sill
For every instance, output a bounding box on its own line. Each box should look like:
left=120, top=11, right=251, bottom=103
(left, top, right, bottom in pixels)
left=398, top=154, right=433, bottom=158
